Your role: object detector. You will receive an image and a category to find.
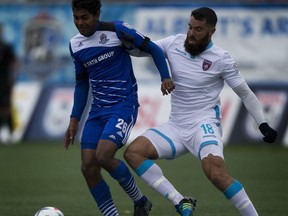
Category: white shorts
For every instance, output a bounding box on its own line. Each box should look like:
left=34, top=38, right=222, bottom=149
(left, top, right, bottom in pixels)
left=142, top=118, right=224, bottom=160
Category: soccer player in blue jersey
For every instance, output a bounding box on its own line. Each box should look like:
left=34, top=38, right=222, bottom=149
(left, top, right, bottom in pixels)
left=64, top=0, right=175, bottom=216
left=124, top=7, right=278, bottom=216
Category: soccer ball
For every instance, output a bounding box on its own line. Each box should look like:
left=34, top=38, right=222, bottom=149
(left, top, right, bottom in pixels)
left=35, top=206, right=64, bottom=216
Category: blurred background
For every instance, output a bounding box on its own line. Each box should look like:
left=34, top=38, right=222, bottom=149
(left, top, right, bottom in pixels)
left=0, top=0, right=287, bottom=146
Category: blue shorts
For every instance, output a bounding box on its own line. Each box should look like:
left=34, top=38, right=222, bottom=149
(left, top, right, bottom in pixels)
left=81, top=106, right=138, bottom=150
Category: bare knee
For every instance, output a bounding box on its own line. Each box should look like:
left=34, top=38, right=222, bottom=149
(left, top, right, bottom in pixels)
left=95, top=140, right=119, bottom=171
left=95, top=152, right=118, bottom=172
left=124, top=142, right=144, bottom=169
left=201, top=155, right=233, bottom=191
left=81, top=159, right=98, bottom=178
left=81, top=161, right=102, bottom=188
left=81, top=162, right=89, bottom=177
left=124, top=136, right=157, bottom=169
left=124, top=141, right=140, bottom=164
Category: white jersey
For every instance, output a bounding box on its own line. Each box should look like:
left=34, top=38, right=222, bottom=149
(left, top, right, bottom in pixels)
left=155, top=34, right=245, bottom=123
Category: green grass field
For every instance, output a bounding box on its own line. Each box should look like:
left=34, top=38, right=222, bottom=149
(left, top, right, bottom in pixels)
left=0, top=141, right=287, bottom=216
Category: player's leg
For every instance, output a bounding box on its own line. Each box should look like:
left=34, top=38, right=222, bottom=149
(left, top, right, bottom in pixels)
left=194, top=120, right=258, bottom=216
left=0, top=90, right=5, bottom=131
left=201, top=155, right=258, bottom=215
left=81, top=118, right=119, bottom=216
left=8, top=109, right=14, bottom=134
left=97, top=139, right=146, bottom=201
left=0, top=110, right=3, bottom=143
left=125, top=135, right=186, bottom=204
left=0, top=107, right=12, bottom=143
left=97, top=114, right=152, bottom=215
left=7, top=86, right=14, bottom=133
left=0, top=89, right=11, bottom=142
left=124, top=124, right=196, bottom=215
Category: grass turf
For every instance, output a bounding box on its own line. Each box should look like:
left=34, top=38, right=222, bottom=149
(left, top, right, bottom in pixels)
left=0, top=141, right=287, bottom=216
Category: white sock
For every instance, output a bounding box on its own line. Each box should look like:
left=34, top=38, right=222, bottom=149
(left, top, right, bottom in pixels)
left=224, top=180, right=258, bottom=216
left=136, top=159, right=184, bottom=205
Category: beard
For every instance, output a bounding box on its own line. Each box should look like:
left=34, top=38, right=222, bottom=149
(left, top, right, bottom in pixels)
left=184, top=33, right=210, bottom=56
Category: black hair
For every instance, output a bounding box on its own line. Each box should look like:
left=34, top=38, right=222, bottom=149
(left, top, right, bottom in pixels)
left=72, top=0, right=102, bottom=15
left=191, top=7, right=218, bottom=27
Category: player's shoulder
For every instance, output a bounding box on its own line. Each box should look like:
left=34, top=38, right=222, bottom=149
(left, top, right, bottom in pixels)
left=110, top=20, right=136, bottom=31
left=208, top=43, right=231, bottom=57
left=70, top=33, right=84, bottom=46
left=156, top=34, right=185, bottom=45
left=209, top=43, right=225, bottom=52
left=174, top=33, right=186, bottom=39
left=97, top=20, right=135, bottom=33
left=98, top=21, right=116, bottom=32
left=70, top=33, right=85, bottom=47
left=207, top=43, right=236, bottom=64
left=164, top=33, right=185, bottom=41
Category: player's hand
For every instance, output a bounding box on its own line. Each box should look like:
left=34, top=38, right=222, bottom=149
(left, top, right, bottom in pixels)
left=64, top=117, right=79, bottom=150
left=259, top=122, right=278, bottom=143
left=161, top=78, right=175, bottom=95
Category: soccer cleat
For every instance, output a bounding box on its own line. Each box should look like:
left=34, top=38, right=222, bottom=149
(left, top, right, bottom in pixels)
left=175, top=197, right=197, bottom=216
left=134, top=197, right=152, bottom=216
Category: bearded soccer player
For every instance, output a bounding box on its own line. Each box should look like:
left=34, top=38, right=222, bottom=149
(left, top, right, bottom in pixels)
left=125, top=7, right=277, bottom=216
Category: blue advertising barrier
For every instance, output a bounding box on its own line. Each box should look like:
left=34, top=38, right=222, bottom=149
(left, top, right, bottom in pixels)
left=22, top=82, right=288, bottom=146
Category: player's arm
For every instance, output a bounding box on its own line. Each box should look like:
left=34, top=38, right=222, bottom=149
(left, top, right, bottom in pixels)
left=144, top=40, right=175, bottom=95
left=65, top=76, right=89, bottom=149
left=126, top=39, right=174, bottom=94
left=65, top=45, right=90, bottom=149
left=65, top=75, right=89, bottom=149
left=70, top=75, right=89, bottom=121
left=127, top=48, right=150, bottom=57
left=117, top=22, right=175, bottom=95
left=222, top=52, right=277, bottom=143
left=233, top=82, right=278, bottom=143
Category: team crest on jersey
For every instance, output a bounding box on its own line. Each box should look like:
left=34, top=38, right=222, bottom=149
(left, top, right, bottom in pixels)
left=99, top=33, right=109, bottom=44
left=202, top=59, right=212, bottom=71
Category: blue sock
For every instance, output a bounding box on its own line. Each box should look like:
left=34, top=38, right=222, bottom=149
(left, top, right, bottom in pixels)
left=223, top=180, right=258, bottom=215
left=223, top=180, right=243, bottom=200
left=90, top=180, right=118, bottom=215
left=109, top=160, right=144, bottom=203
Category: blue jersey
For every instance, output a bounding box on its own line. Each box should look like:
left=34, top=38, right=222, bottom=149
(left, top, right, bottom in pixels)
left=69, top=21, right=158, bottom=120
